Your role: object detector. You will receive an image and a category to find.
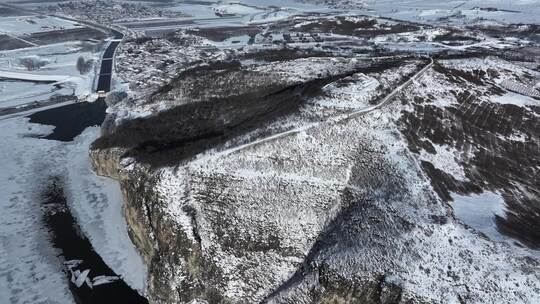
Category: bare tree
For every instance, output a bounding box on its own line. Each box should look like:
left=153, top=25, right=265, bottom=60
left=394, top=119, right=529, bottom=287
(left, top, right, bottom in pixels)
left=20, top=57, right=35, bottom=71
left=76, top=56, right=94, bottom=75
left=19, top=57, right=47, bottom=71
left=76, top=56, right=86, bottom=74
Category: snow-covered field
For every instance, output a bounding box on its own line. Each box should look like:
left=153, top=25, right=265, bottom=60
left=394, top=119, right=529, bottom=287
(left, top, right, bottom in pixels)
left=0, top=80, right=71, bottom=108
left=0, top=42, right=102, bottom=76
left=0, top=39, right=104, bottom=108
left=0, top=8, right=108, bottom=108
left=0, top=15, right=81, bottom=35
left=166, top=0, right=328, bottom=19
left=452, top=191, right=508, bottom=242
left=163, top=0, right=540, bottom=25
left=0, top=118, right=147, bottom=303
left=365, top=0, right=540, bottom=24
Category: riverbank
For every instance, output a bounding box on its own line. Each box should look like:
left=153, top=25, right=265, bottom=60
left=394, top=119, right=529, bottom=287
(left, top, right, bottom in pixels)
left=0, top=117, right=147, bottom=303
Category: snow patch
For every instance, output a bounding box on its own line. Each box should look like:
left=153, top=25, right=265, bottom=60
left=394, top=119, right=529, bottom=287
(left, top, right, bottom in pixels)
left=491, top=91, right=538, bottom=107
left=420, top=143, right=467, bottom=181
left=451, top=191, right=507, bottom=242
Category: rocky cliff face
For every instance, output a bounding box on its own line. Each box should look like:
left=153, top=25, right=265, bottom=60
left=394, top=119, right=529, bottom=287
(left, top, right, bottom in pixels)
left=90, top=13, right=540, bottom=304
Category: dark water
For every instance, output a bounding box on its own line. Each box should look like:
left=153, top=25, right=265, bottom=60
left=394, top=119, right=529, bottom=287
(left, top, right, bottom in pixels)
left=27, top=99, right=107, bottom=141
left=29, top=95, right=148, bottom=303
left=41, top=177, right=148, bottom=304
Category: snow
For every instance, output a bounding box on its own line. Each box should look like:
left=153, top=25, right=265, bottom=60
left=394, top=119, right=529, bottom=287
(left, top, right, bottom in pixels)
left=491, top=91, right=539, bottom=107
left=150, top=83, right=540, bottom=302
left=451, top=191, right=510, bottom=243
left=0, top=71, right=93, bottom=103
left=167, top=4, right=218, bottom=19
left=213, top=3, right=264, bottom=16
left=0, top=15, right=81, bottom=35
left=0, top=72, right=91, bottom=105
left=0, top=118, right=147, bottom=301
left=420, top=143, right=468, bottom=181
left=2, top=0, right=536, bottom=301
left=252, top=57, right=360, bottom=83
left=247, top=10, right=297, bottom=24
left=309, top=73, right=379, bottom=110
left=442, top=57, right=527, bottom=74
left=0, top=40, right=105, bottom=106
left=0, top=119, right=73, bottom=304
left=410, top=69, right=459, bottom=108
left=506, top=131, right=529, bottom=142
left=398, top=221, right=540, bottom=303
left=63, top=127, right=148, bottom=294
left=499, top=80, right=540, bottom=98
left=420, top=57, right=540, bottom=111
left=131, top=0, right=332, bottom=32
left=210, top=34, right=252, bottom=47
left=364, top=0, right=540, bottom=25
left=0, top=41, right=102, bottom=76
left=0, top=69, right=72, bottom=82
left=242, top=0, right=325, bottom=10
left=73, top=269, right=91, bottom=288
left=89, top=0, right=540, bottom=299
left=0, top=79, right=71, bottom=108
left=92, top=275, right=120, bottom=287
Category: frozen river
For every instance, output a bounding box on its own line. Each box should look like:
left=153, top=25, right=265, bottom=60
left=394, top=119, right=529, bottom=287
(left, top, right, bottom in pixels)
left=0, top=107, right=148, bottom=303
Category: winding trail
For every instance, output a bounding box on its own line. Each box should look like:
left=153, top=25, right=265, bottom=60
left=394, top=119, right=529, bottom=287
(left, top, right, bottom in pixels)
left=344, top=57, right=434, bottom=119
left=195, top=57, right=434, bottom=162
